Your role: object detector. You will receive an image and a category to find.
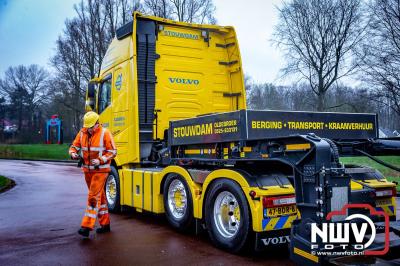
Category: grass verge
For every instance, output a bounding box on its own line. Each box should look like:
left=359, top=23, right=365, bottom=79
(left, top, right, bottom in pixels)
left=341, top=156, right=400, bottom=191
left=0, top=144, right=70, bottom=161
left=0, top=175, right=15, bottom=193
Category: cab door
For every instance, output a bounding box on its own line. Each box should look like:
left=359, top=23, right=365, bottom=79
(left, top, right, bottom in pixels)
left=111, top=62, right=130, bottom=163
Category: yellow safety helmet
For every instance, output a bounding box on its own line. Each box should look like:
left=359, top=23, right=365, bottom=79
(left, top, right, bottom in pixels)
left=83, top=111, right=99, bottom=128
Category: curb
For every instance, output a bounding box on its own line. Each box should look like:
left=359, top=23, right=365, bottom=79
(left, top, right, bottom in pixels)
left=0, top=178, right=16, bottom=194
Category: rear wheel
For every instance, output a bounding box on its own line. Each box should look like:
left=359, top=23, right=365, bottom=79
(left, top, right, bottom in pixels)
left=205, top=179, right=251, bottom=253
left=163, top=174, right=194, bottom=231
left=106, top=166, right=120, bottom=213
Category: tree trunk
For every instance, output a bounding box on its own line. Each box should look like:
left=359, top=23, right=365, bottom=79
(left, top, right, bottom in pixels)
left=18, top=104, right=23, bottom=131
left=317, top=92, right=326, bottom=111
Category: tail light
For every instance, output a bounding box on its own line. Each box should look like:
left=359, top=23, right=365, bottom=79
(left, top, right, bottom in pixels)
left=375, top=187, right=396, bottom=198
left=263, top=195, right=296, bottom=208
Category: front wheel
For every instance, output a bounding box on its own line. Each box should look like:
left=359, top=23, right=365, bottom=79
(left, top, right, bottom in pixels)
left=105, top=166, right=121, bottom=213
left=163, top=174, right=194, bottom=232
left=205, top=179, right=251, bottom=253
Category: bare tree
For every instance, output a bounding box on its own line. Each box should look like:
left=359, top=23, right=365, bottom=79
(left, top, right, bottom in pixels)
left=143, top=0, right=172, bottom=18
left=143, top=0, right=216, bottom=23
left=103, top=0, right=142, bottom=40
left=51, top=0, right=141, bottom=132
left=0, top=65, right=49, bottom=131
left=51, top=18, right=86, bottom=131
left=361, top=0, right=400, bottom=116
left=170, top=0, right=215, bottom=23
left=50, top=0, right=213, bottom=139
left=273, top=0, right=365, bottom=111
left=0, top=96, right=5, bottom=141
left=247, top=81, right=315, bottom=111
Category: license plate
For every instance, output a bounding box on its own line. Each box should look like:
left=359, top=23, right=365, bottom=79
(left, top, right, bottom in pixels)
left=266, top=205, right=297, bottom=217
left=376, top=198, right=392, bottom=206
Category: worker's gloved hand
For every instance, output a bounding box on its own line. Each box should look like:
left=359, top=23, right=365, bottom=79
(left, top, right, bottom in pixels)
left=71, top=153, right=80, bottom=160
left=91, top=159, right=100, bottom=166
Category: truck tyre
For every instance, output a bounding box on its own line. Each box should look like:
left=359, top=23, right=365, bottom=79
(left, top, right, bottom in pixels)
left=163, top=174, right=194, bottom=232
left=105, top=166, right=121, bottom=213
left=205, top=179, right=251, bottom=253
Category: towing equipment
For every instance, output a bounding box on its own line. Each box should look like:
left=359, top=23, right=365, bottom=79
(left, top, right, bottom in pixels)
left=84, top=12, right=400, bottom=265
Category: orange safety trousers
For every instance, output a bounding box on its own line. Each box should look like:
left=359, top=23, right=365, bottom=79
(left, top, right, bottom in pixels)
left=81, top=172, right=110, bottom=230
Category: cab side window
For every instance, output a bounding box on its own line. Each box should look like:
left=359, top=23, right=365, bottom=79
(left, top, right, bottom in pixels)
left=98, top=75, right=112, bottom=114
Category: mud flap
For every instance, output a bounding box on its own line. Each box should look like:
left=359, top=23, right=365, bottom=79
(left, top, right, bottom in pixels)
left=254, top=228, right=291, bottom=251
left=289, top=220, right=321, bottom=265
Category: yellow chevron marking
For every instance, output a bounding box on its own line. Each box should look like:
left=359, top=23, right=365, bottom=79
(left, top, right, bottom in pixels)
left=293, top=247, right=319, bottom=263
left=382, top=205, right=394, bottom=216
left=265, top=217, right=280, bottom=231
left=283, top=215, right=297, bottom=229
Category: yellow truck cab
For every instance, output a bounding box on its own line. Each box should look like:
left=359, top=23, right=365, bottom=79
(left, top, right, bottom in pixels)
left=87, top=12, right=245, bottom=165
left=85, top=12, right=397, bottom=254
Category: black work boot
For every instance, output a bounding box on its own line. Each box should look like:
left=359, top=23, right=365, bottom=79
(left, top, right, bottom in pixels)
left=78, top=227, right=90, bottom=237
left=96, top=224, right=111, bottom=234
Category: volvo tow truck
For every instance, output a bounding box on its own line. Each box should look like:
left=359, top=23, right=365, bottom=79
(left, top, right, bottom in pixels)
left=84, top=12, right=400, bottom=265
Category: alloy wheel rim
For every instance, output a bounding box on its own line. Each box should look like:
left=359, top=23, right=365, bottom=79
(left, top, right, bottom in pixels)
left=167, top=179, right=187, bottom=220
left=213, top=191, right=241, bottom=238
left=106, top=175, right=117, bottom=206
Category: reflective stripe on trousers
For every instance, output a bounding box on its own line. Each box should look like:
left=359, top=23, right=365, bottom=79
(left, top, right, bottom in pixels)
left=98, top=202, right=110, bottom=226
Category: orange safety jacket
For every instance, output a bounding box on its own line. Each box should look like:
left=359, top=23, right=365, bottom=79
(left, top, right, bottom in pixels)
left=69, top=125, right=117, bottom=173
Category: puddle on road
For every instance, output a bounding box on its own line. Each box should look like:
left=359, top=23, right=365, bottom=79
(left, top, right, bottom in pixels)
left=22, top=162, right=39, bottom=166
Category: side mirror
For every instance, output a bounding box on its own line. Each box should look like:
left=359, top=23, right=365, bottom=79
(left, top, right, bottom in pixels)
left=85, top=82, right=97, bottom=111
left=88, top=82, right=96, bottom=98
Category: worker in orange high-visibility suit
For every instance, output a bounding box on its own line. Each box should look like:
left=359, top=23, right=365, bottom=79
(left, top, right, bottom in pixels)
left=69, top=111, right=117, bottom=237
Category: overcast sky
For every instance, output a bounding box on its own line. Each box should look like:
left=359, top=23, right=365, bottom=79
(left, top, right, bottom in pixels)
left=0, top=0, right=78, bottom=75
left=0, top=0, right=284, bottom=83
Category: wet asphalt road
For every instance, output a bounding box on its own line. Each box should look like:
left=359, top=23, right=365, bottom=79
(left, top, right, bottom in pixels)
left=0, top=160, right=292, bottom=266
